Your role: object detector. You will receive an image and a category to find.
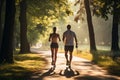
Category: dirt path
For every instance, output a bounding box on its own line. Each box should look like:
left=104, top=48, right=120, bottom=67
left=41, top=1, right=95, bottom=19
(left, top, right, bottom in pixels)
left=30, top=49, right=120, bottom=80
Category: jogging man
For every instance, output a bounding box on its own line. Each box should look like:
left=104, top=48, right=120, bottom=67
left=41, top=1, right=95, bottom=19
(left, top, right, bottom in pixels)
left=62, top=24, right=78, bottom=68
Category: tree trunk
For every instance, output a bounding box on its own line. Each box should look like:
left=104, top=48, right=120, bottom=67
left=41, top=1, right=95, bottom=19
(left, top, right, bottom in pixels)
left=84, top=0, right=97, bottom=51
left=19, top=0, right=30, bottom=53
left=0, top=0, right=16, bottom=63
left=111, top=1, right=119, bottom=51
left=0, top=0, right=4, bottom=49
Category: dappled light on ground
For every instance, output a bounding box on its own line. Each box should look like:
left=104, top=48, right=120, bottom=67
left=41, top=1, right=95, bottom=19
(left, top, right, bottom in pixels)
left=0, top=53, right=47, bottom=80
left=29, top=49, right=120, bottom=80
left=14, top=54, right=47, bottom=70
left=0, top=49, right=120, bottom=80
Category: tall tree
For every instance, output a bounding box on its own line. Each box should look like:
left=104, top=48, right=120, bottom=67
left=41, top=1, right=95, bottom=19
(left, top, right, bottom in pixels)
left=75, top=0, right=97, bottom=51
left=84, top=0, right=96, bottom=51
left=19, top=0, right=30, bottom=53
left=111, top=0, right=119, bottom=51
left=0, top=0, right=4, bottom=49
left=0, top=0, right=16, bottom=63
left=92, top=0, right=120, bottom=51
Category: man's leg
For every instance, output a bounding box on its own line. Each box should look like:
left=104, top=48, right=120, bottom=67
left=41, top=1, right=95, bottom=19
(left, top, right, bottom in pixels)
left=69, top=51, right=73, bottom=66
left=68, top=46, right=73, bottom=68
left=65, top=46, right=69, bottom=67
left=65, top=51, right=69, bottom=65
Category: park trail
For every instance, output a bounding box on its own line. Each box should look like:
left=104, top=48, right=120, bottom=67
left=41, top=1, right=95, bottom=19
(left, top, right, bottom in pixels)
left=30, top=49, right=120, bottom=80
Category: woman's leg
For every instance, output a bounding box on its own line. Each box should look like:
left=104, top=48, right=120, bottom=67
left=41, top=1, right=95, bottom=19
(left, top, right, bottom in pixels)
left=54, top=48, right=58, bottom=65
left=51, top=48, right=54, bottom=65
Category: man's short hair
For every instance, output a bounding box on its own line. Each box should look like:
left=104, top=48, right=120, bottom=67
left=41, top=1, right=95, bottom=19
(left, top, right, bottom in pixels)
left=67, top=24, right=71, bottom=29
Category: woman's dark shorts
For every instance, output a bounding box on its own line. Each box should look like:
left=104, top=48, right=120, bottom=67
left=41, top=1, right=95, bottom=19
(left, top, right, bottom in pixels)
left=50, top=43, right=58, bottom=48
left=64, top=45, right=74, bottom=52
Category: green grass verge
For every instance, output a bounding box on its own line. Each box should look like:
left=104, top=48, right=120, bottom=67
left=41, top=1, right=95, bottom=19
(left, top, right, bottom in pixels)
left=0, top=53, right=47, bottom=80
left=74, top=50, right=120, bottom=76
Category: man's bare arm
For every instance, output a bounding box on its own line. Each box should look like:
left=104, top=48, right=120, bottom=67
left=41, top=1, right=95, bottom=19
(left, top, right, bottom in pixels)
left=74, top=35, right=78, bottom=48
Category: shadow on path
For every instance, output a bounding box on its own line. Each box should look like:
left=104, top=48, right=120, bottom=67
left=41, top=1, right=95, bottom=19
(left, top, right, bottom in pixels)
left=29, top=50, right=120, bottom=80
left=59, top=67, right=80, bottom=78
left=29, top=68, right=56, bottom=80
left=39, top=68, right=55, bottom=79
left=74, top=75, right=119, bottom=80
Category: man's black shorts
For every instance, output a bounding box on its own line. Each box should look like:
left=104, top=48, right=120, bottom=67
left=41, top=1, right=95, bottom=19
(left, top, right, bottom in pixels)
left=64, top=45, right=74, bottom=52
left=50, top=43, right=58, bottom=48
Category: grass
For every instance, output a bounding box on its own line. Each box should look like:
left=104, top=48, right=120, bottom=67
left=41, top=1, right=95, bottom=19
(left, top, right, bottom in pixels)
left=73, top=50, right=120, bottom=76
left=0, top=53, right=47, bottom=80
left=73, top=50, right=93, bottom=60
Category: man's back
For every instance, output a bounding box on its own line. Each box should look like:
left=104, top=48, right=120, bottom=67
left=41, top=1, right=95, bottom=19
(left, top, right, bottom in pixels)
left=63, top=30, right=76, bottom=46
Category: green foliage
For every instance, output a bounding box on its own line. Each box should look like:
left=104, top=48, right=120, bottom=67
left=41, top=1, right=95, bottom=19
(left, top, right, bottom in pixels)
left=74, top=0, right=86, bottom=22
left=26, top=0, right=72, bottom=44
left=27, top=26, right=40, bottom=45
left=36, top=24, right=46, bottom=35
left=27, top=0, right=55, bottom=17
left=26, top=0, right=72, bottom=19
left=92, top=0, right=120, bottom=21
left=14, top=0, right=73, bottom=46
